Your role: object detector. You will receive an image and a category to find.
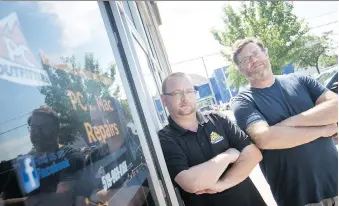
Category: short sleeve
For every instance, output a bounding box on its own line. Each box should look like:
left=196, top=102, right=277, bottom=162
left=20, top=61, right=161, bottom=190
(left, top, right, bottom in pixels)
left=296, top=74, right=328, bottom=103
left=59, top=150, right=85, bottom=182
left=231, top=95, right=267, bottom=132
left=158, top=131, right=189, bottom=180
left=216, top=113, right=252, bottom=151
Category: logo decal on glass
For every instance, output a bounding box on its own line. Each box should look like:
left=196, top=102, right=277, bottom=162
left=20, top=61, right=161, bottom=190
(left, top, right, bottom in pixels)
left=15, top=155, right=40, bottom=194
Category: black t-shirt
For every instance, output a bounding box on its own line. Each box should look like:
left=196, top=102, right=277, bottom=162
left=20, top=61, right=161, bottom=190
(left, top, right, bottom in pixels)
left=0, top=146, right=85, bottom=206
left=29, top=146, right=85, bottom=195
left=232, top=74, right=338, bottom=206
left=158, top=111, right=266, bottom=206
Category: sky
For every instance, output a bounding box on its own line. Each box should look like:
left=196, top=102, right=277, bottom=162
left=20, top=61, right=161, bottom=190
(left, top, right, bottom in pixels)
left=157, top=1, right=339, bottom=78
left=0, top=1, right=124, bottom=160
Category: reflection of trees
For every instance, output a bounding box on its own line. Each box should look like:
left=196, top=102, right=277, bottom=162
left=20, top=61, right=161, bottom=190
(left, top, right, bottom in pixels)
left=39, top=52, right=120, bottom=145
left=120, top=99, right=133, bottom=123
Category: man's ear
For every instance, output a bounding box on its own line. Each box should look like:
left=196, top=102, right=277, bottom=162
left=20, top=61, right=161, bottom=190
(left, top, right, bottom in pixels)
left=161, top=95, right=167, bottom=107
left=263, top=47, right=269, bottom=56
left=234, top=63, right=243, bottom=72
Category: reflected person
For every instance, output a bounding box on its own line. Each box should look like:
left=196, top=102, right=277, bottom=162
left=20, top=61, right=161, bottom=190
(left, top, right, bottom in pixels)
left=25, top=106, right=85, bottom=206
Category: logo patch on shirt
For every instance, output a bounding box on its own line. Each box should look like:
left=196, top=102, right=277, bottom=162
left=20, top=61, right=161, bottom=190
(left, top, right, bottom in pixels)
left=210, top=132, right=224, bottom=144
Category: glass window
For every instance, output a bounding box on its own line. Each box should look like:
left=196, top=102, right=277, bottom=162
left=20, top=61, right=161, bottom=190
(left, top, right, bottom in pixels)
left=0, top=2, right=159, bottom=206
left=132, top=37, right=166, bottom=124
left=122, top=1, right=137, bottom=28
left=135, top=3, right=161, bottom=68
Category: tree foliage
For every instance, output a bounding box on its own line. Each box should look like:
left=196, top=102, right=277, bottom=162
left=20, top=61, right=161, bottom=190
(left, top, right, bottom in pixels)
left=39, top=53, right=121, bottom=145
left=212, top=1, right=309, bottom=89
left=296, top=31, right=337, bottom=74
left=319, top=54, right=338, bottom=69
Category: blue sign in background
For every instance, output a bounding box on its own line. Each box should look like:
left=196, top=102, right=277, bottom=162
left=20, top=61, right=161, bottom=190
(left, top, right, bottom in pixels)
left=195, top=66, right=239, bottom=105
left=282, top=62, right=294, bottom=75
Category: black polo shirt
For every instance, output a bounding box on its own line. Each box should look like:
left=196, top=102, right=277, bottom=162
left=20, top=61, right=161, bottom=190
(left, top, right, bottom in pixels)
left=158, top=111, right=266, bottom=206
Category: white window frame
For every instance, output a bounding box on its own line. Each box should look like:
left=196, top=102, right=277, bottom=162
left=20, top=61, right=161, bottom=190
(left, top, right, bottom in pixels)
left=122, top=1, right=169, bottom=121
left=98, top=2, right=167, bottom=206
left=126, top=7, right=168, bottom=126
left=98, top=2, right=180, bottom=206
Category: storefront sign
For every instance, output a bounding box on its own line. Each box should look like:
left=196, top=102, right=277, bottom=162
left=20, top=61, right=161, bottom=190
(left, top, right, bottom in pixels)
left=0, top=13, right=50, bottom=86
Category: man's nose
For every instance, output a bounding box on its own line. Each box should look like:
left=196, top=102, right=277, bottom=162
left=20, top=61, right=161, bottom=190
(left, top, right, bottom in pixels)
left=250, top=54, right=260, bottom=64
left=31, top=127, right=43, bottom=136
left=180, top=92, right=188, bottom=101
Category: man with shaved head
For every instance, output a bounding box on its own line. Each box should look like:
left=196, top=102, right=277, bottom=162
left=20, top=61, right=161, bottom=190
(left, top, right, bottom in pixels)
left=158, top=72, right=266, bottom=206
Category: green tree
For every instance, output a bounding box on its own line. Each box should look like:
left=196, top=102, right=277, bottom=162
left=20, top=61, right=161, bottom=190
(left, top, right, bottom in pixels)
left=296, top=31, right=337, bottom=74
left=212, top=1, right=309, bottom=89
left=120, top=99, right=133, bottom=123
left=320, top=54, right=338, bottom=68
left=39, top=53, right=120, bottom=145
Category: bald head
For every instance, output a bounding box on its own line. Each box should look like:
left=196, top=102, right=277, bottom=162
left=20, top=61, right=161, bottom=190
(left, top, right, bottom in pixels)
left=162, top=72, right=192, bottom=94
left=161, top=72, right=197, bottom=117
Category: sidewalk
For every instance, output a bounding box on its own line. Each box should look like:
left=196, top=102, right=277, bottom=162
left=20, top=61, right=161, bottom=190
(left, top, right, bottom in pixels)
left=250, top=165, right=277, bottom=206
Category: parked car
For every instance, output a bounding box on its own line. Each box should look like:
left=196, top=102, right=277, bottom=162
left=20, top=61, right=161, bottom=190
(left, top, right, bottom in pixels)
left=313, top=66, right=338, bottom=92
left=313, top=66, right=338, bottom=145
left=200, top=105, right=213, bottom=112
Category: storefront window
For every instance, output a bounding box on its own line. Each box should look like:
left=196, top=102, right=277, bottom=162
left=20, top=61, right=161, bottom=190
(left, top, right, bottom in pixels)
left=135, top=3, right=160, bottom=66
left=132, top=37, right=166, bottom=124
left=0, top=2, right=158, bottom=205
left=122, top=1, right=137, bottom=28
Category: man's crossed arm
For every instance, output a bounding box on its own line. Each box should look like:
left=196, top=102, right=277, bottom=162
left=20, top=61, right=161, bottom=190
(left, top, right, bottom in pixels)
left=247, top=91, right=338, bottom=150
left=278, top=91, right=338, bottom=127
left=196, top=144, right=262, bottom=195
left=174, top=148, right=240, bottom=194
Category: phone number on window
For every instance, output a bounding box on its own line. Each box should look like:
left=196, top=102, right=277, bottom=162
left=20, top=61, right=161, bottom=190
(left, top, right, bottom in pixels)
left=101, top=161, right=128, bottom=190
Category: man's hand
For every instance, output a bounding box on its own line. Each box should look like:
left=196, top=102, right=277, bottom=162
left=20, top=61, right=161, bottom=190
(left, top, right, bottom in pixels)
left=194, top=149, right=239, bottom=195
left=174, top=148, right=239, bottom=193
left=321, top=123, right=338, bottom=137
left=195, top=148, right=243, bottom=195
left=224, top=148, right=240, bottom=163
left=195, top=181, right=225, bottom=195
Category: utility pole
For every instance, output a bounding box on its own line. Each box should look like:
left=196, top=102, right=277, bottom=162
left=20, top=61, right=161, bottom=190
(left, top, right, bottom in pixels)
left=221, top=67, right=233, bottom=98
left=171, top=52, right=228, bottom=106
left=201, top=57, right=217, bottom=105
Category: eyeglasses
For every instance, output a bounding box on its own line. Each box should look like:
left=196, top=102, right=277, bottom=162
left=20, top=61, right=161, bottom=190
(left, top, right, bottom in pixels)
left=163, top=89, right=197, bottom=99
left=239, top=50, right=264, bottom=65
left=28, top=125, right=43, bottom=132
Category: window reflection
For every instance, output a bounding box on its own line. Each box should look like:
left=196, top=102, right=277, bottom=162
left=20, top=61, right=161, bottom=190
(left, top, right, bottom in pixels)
left=132, top=38, right=166, bottom=124
left=0, top=2, right=157, bottom=206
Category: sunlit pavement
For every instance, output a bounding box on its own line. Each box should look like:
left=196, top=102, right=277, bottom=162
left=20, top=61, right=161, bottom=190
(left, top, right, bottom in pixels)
left=250, top=165, right=277, bottom=206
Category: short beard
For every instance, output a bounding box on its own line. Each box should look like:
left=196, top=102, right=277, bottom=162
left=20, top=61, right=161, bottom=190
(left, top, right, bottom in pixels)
left=247, top=68, right=270, bottom=82
left=177, top=105, right=196, bottom=116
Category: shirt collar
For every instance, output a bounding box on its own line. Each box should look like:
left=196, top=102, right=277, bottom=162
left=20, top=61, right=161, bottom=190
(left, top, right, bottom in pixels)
left=196, top=111, right=209, bottom=125
left=168, top=111, right=209, bottom=135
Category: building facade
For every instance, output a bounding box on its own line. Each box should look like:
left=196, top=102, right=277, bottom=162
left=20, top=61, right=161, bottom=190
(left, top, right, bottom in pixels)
left=0, top=1, right=183, bottom=206
left=195, top=66, right=239, bottom=107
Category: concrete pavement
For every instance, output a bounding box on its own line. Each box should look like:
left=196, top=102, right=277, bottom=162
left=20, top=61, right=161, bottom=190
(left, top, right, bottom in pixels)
left=250, top=165, right=277, bottom=206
